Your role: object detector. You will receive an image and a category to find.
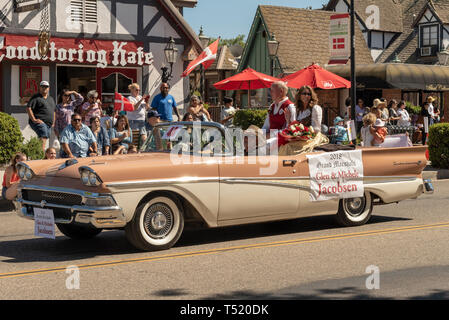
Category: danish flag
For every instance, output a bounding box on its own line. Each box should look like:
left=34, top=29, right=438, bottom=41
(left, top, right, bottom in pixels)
left=114, top=92, right=134, bottom=112
left=181, top=38, right=220, bottom=77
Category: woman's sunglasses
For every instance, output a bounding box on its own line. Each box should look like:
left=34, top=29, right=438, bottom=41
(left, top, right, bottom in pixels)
left=301, top=92, right=311, bottom=96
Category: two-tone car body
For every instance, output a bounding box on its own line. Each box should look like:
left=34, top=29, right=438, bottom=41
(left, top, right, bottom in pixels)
left=14, top=122, right=434, bottom=251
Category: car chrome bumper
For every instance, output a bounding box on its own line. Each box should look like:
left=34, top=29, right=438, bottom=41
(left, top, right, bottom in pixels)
left=15, top=185, right=126, bottom=229
left=423, top=179, right=434, bottom=194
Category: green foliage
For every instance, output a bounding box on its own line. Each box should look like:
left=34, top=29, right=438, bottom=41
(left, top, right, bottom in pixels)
left=428, top=123, right=449, bottom=169
left=405, top=101, right=421, bottom=115
left=0, top=112, right=23, bottom=165
left=233, top=109, right=268, bottom=130
left=21, top=137, right=44, bottom=160
left=209, top=34, right=246, bottom=48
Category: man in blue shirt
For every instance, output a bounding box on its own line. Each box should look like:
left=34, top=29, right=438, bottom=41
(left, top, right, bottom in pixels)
left=60, top=113, right=98, bottom=158
left=151, top=82, right=180, bottom=122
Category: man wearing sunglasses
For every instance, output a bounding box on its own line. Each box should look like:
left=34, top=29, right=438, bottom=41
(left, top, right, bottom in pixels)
left=59, top=113, right=98, bottom=158
left=26, top=81, right=56, bottom=152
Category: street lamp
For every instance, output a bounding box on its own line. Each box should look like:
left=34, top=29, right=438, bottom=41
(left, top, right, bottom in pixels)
left=198, top=26, right=210, bottom=49
left=437, top=46, right=449, bottom=66
left=161, top=37, right=178, bottom=84
left=267, top=33, right=280, bottom=76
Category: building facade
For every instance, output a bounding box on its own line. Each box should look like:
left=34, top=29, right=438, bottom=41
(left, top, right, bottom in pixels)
left=0, top=0, right=202, bottom=140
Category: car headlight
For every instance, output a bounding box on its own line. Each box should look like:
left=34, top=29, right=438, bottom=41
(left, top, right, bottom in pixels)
left=84, top=196, right=116, bottom=207
left=79, top=167, right=102, bottom=187
left=16, top=163, right=35, bottom=181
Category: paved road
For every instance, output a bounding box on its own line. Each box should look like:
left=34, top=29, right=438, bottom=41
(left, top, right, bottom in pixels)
left=0, top=180, right=448, bottom=300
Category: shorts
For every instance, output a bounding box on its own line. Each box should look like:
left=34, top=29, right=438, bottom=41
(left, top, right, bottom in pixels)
left=2, top=186, right=7, bottom=200
left=29, top=121, right=52, bottom=139
left=128, top=120, right=145, bottom=130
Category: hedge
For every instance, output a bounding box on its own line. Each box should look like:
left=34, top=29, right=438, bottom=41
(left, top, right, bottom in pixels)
left=21, top=137, right=44, bottom=161
left=405, top=101, right=421, bottom=115
left=0, top=112, right=23, bottom=165
left=428, top=123, right=449, bottom=169
left=233, top=109, right=268, bottom=130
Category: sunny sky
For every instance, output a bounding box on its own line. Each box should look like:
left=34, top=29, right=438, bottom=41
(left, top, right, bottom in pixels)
left=184, top=0, right=327, bottom=40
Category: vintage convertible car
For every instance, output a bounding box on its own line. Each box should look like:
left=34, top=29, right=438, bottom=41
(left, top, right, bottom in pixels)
left=14, top=121, right=434, bottom=251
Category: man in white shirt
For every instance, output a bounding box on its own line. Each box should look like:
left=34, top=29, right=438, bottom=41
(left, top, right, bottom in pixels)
left=262, top=81, right=296, bottom=133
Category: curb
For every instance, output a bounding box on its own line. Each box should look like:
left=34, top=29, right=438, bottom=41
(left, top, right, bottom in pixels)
left=422, top=167, right=449, bottom=181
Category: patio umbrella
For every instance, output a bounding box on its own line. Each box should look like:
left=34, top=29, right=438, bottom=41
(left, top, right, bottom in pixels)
left=213, top=68, right=280, bottom=106
left=281, top=63, right=351, bottom=90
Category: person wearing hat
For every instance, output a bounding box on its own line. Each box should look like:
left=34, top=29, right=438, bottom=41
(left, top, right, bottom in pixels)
left=373, top=98, right=389, bottom=122
left=220, top=96, right=236, bottom=127
left=332, top=116, right=348, bottom=145
left=26, top=80, right=56, bottom=152
left=372, top=118, right=388, bottom=147
left=139, top=110, right=161, bottom=145
left=80, top=90, right=102, bottom=126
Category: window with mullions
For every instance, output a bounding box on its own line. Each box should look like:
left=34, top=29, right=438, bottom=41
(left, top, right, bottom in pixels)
left=421, top=25, right=439, bottom=47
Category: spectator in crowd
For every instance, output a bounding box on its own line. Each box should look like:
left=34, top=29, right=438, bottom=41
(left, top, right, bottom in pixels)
left=373, top=98, right=389, bottom=122
left=101, top=106, right=118, bottom=129
left=427, top=96, right=436, bottom=126
left=54, top=89, right=84, bottom=139
left=140, top=110, right=161, bottom=146
left=434, top=103, right=441, bottom=123
left=220, top=96, right=236, bottom=126
left=81, top=90, right=102, bottom=126
left=397, top=100, right=411, bottom=127
left=26, top=80, right=56, bottom=152
left=44, top=148, right=57, bottom=160
left=372, top=119, right=388, bottom=147
left=388, top=99, right=400, bottom=125
left=296, top=85, right=322, bottom=133
left=89, top=116, right=110, bottom=156
left=360, top=113, right=376, bottom=147
left=182, top=113, right=194, bottom=122
left=60, top=113, right=98, bottom=158
left=262, top=81, right=296, bottom=133
left=355, top=99, right=365, bottom=133
left=127, top=83, right=150, bottom=130
left=370, top=105, right=382, bottom=120
left=110, top=115, right=132, bottom=154
left=151, top=82, right=180, bottom=121
left=188, top=95, right=211, bottom=122
left=2, top=153, right=27, bottom=200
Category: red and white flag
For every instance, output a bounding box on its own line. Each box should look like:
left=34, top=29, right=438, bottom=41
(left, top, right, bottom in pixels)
left=114, top=92, right=134, bottom=112
left=182, top=38, right=219, bottom=77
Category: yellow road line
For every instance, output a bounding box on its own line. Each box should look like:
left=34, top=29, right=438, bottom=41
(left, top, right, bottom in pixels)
left=1, top=221, right=449, bottom=280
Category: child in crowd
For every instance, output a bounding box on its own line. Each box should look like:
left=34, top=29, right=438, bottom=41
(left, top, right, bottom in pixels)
left=360, top=113, right=376, bottom=147
left=44, top=148, right=57, bottom=160
left=332, top=116, right=348, bottom=145
left=372, top=118, right=388, bottom=147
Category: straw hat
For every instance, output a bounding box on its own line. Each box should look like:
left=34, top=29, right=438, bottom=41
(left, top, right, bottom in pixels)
left=427, top=96, right=436, bottom=103
left=373, top=98, right=386, bottom=108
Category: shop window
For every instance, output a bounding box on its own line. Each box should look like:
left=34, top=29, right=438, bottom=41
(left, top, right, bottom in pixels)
left=101, top=73, right=133, bottom=109
left=56, top=66, right=96, bottom=102
left=71, top=0, right=98, bottom=24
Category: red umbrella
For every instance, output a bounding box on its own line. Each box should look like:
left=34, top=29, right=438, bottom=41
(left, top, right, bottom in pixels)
left=214, top=68, right=280, bottom=106
left=281, top=63, right=351, bottom=90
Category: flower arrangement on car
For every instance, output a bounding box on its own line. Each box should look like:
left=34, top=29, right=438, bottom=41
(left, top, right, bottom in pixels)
left=279, top=121, right=316, bottom=143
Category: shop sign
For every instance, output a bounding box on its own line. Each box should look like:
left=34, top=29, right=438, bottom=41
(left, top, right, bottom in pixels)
left=329, top=14, right=350, bottom=64
left=19, top=66, right=42, bottom=105
left=0, top=35, right=154, bottom=68
left=307, top=150, right=364, bottom=202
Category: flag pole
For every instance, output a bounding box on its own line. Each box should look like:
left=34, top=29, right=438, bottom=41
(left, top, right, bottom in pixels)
left=350, top=0, right=357, bottom=144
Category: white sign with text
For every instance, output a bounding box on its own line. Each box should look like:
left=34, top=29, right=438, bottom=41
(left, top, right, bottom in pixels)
left=34, top=208, right=55, bottom=239
left=307, top=150, right=364, bottom=201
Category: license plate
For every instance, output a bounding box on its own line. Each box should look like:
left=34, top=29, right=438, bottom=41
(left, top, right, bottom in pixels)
left=33, top=207, right=55, bottom=239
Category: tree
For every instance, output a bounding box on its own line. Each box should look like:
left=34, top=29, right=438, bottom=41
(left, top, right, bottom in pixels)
left=208, top=34, right=246, bottom=48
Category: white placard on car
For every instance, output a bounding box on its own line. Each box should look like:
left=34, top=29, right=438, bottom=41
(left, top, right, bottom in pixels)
left=307, top=150, right=364, bottom=202
left=34, top=208, right=55, bottom=239
left=162, top=125, right=183, bottom=141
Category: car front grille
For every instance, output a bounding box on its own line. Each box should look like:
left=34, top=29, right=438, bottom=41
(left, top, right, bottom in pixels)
left=22, top=189, right=83, bottom=206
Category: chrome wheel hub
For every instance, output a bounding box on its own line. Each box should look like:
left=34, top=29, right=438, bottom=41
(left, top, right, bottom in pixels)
left=143, top=203, right=174, bottom=239
left=344, top=197, right=366, bottom=217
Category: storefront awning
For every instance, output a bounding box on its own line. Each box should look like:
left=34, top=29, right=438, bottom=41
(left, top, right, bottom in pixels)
left=325, top=63, right=449, bottom=91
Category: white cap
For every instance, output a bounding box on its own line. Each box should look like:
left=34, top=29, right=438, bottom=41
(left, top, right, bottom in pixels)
left=40, top=81, right=50, bottom=87
left=374, top=119, right=385, bottom=127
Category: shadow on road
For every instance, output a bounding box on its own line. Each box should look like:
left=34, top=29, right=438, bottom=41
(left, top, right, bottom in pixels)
left=0, top=214, right=411, bottom=264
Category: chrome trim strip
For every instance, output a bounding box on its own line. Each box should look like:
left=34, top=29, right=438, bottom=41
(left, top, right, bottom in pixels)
left=223, top=179, right=311, bottom=191
left=17, top=198, right=121, bottom=213
left=106, top=177, right=220, bottom=188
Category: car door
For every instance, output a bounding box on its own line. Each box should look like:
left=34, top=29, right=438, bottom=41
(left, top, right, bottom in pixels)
left=218, top=154, right=300, bottom=223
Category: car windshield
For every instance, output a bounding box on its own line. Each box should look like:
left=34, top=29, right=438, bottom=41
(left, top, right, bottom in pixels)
left=140, top=122, right=232, bottom=156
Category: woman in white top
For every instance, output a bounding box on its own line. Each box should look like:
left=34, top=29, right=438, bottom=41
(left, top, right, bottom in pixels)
left=127, top=83, right=149, bottom=130
left=296, top=85, right=322, bottom=133
left=397, top=100, right=411, bottom=127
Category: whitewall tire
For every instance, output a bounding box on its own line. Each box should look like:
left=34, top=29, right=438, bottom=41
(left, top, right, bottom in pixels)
left=336, top=192, right=373, bottom=227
